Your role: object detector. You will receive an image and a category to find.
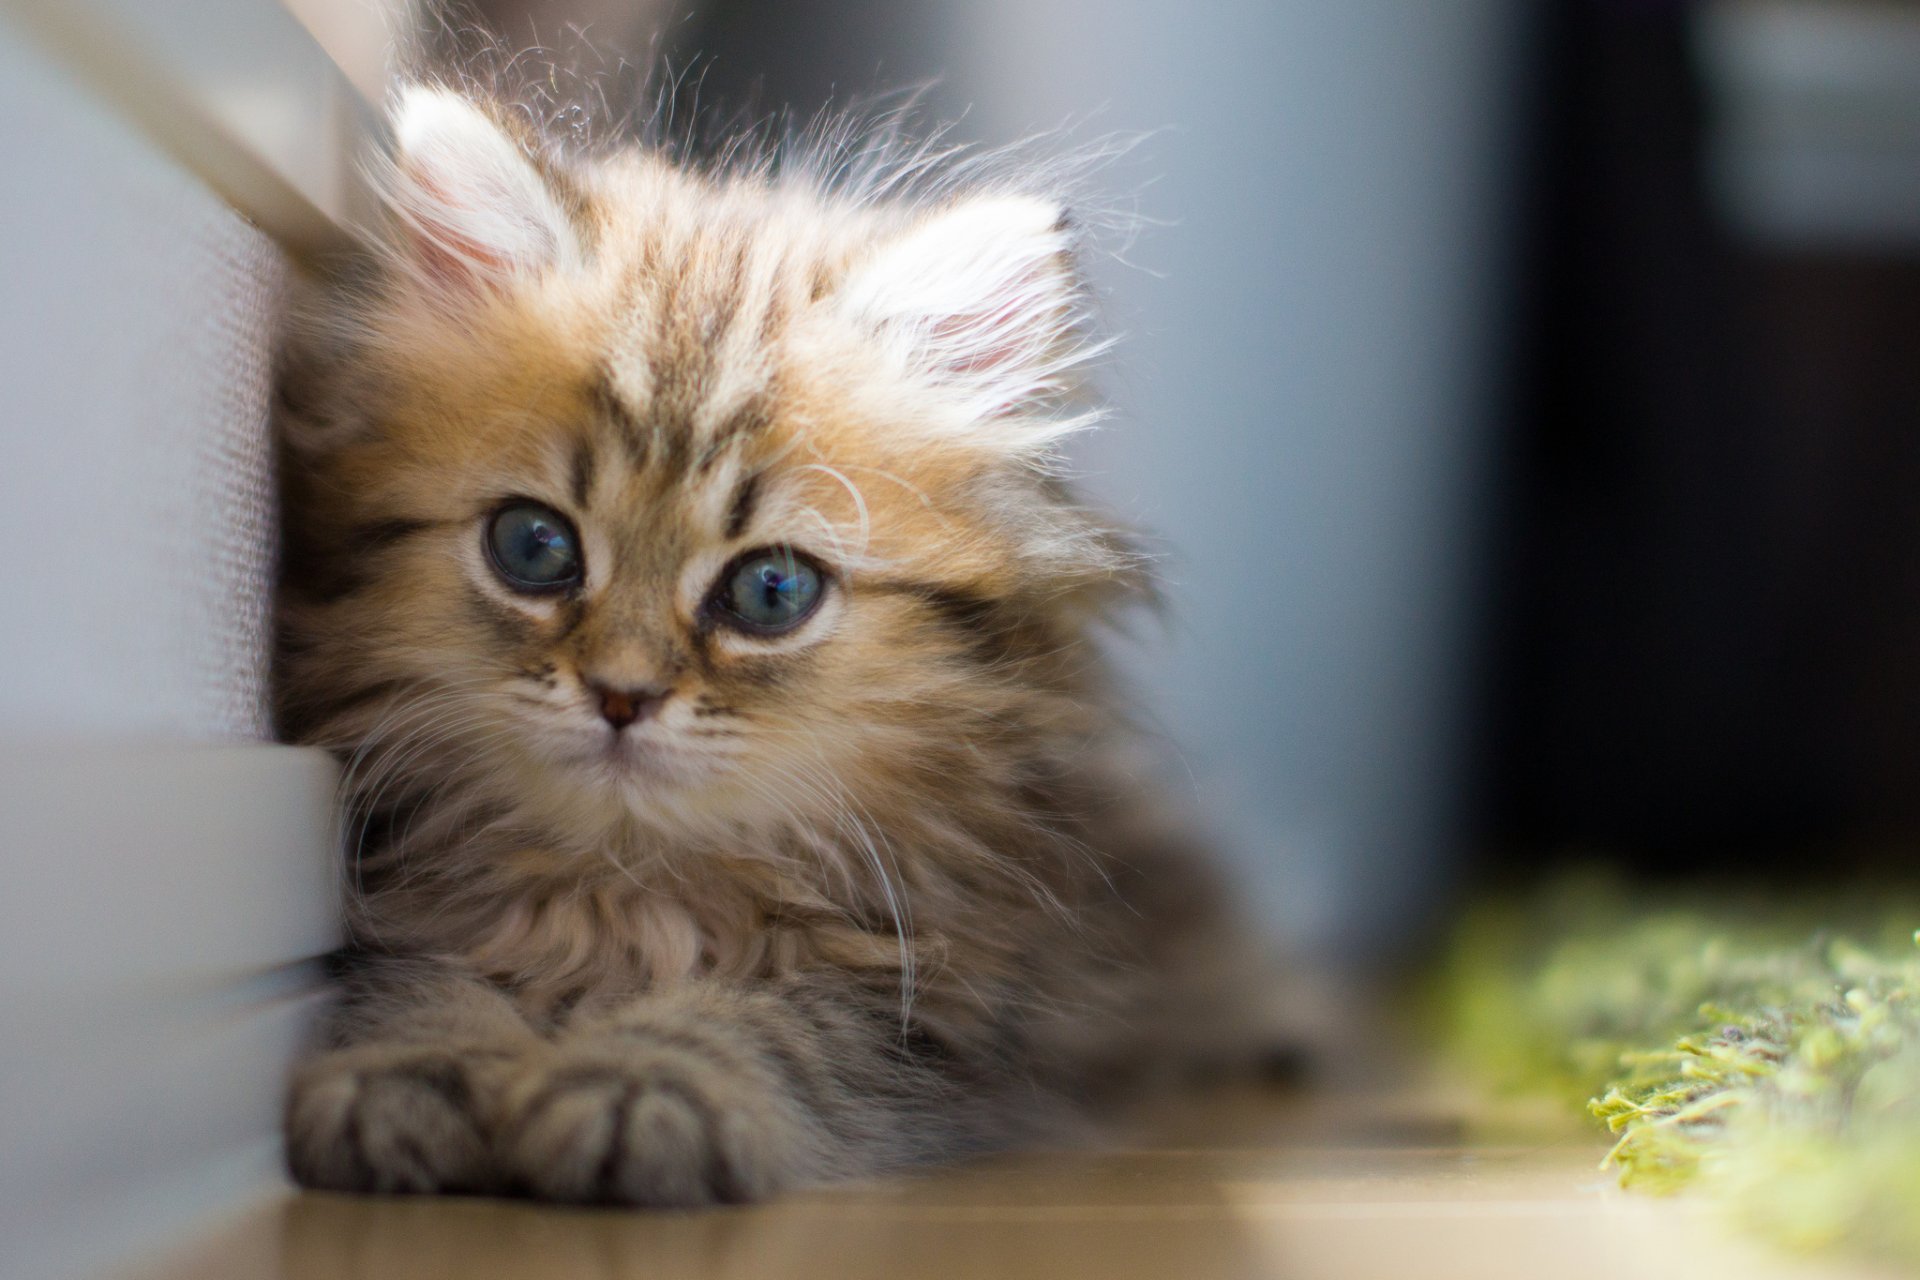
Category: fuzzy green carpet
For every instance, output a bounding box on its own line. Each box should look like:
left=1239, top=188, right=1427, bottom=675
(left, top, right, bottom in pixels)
left=1435, top=874, right=1920, bottom=1264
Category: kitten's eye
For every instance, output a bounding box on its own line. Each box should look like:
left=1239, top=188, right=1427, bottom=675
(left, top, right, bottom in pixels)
left=485, top=502, right=582, bottom=591
left=711, top=548, right=825, bottom=635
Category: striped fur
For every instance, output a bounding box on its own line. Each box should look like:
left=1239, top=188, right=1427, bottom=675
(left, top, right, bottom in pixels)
left=277, top=86, right=1273, bottom=1205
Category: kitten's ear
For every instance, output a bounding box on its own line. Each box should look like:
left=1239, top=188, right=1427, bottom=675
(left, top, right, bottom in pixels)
left=836, top=196, right=1085, bottom=421
left=382, top=86, right=580, bottom=292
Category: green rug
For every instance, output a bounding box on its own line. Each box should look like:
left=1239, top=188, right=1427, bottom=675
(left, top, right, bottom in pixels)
left=1435, top=874, right=1920, bottom=1264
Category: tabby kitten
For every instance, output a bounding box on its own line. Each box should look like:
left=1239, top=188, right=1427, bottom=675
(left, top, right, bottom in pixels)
left=277, top=86, right=1268, bottom=1206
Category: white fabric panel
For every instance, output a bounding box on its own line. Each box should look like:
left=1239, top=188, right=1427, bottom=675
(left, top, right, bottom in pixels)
left=0, top=742, right=342, bottom=993
left=0, top=741, right=341, bottom=1280
left=0, top=12, right=284, bottom=743
left=0, top=16, right=348, bottom=1279
left=5, top=983, right=323, bottom=1280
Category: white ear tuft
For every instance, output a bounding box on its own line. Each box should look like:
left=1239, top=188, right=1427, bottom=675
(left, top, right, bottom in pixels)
left=837, top=196, right=1084, bottom=420
left=384, top=86, right=579, bottom=291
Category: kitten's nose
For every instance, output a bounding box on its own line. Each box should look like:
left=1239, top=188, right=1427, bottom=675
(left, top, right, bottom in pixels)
left=590, top=682, right=667, bottom=731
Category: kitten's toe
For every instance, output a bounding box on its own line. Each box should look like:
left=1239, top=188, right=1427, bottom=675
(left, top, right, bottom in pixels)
left=286, top=1049, right=497, bottom=1194
left=501, top=1054, right=793, bottom=1207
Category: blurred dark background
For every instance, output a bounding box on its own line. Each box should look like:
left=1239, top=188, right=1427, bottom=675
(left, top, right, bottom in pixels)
left=1477, top=2, right=1920, bottom=881
left=456, top=0, right=1920, bottom=950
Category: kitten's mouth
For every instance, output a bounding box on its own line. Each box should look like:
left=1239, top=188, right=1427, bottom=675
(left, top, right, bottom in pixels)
left=580, top=730, right=698, bottom=786
left=601, top=731, right=659, bottom=768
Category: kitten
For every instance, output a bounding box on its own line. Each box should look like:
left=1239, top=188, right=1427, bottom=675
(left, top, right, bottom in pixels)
left=276, top=85, right=1273, bottom=1206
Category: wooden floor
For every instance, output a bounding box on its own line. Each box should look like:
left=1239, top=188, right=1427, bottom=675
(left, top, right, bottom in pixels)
left=127, top=1088, right=1904, bottom=1280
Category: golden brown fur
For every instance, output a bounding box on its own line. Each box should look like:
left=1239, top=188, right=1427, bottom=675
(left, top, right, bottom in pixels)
left=277, top=86, right=1269, bottom=1205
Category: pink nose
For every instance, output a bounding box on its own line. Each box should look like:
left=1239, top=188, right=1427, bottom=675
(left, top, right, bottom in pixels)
left=590, top=683, right=667, bottom=730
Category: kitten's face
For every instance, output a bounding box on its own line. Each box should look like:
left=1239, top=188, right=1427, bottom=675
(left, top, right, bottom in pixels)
left=279, top=90, right=1126, bottom=847
left=312, top=344, right=989, bottom=833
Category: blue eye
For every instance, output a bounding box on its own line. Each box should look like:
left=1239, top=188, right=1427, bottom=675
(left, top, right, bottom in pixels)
left=485, top=502, right=581, bottom=591
left=713, top=548, right=824, bottom=634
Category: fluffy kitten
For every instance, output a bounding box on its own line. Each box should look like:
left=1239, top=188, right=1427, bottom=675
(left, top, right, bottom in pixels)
left=276, top=85, right=1270, bottom=1206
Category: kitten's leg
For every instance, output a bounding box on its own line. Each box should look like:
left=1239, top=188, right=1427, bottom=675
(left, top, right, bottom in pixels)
left=498, top=979, right=1011, bottom=1206
left=285, top=960, right=542, bottom=1194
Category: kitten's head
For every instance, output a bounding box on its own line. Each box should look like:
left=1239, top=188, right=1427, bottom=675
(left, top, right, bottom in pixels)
left=278, top=87, right=1139, bottom=854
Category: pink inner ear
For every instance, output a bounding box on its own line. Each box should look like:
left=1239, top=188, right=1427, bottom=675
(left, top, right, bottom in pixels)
left=926, top=259, right=1072, bottom=414
left=400, top=166, right=518, bottom=293
left=932, top=297, right=1035, bottom=377
left=836, top=195, right=1080, bottom=421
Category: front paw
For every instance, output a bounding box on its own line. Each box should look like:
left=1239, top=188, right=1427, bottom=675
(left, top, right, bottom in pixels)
left=499, top=1043, right=811, bottom=1207
left=286, top=1047, right=501, bottom=1194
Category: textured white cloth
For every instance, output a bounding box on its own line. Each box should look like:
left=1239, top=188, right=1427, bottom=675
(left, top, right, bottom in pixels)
left=0, top=30, right=286, bottom=742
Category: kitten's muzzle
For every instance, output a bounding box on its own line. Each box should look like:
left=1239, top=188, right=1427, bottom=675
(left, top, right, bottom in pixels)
left=590, top=682, right=668, bottom=731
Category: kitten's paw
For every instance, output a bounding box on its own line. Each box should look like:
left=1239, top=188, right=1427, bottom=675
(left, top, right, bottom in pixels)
left=285, top=1047, right=501, bottom=1194
left=500, top=1046, right=805, bottom=1206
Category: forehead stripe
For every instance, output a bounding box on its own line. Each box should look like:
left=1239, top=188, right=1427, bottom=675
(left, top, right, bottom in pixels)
left=568, top=436, right=597, bottom=507
left=724, top=471, right=763, bottom=541
left=693, top=393, right=775, bottom=477
left=591, top=368, right=651, bottom=470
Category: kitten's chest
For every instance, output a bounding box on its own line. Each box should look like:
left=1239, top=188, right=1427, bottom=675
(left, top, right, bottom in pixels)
left=438, top=875, right=770, bottom=1011
left=363, top=838, right=918, bottom=1015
